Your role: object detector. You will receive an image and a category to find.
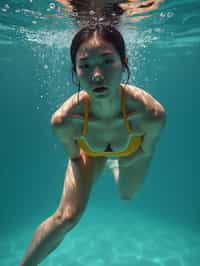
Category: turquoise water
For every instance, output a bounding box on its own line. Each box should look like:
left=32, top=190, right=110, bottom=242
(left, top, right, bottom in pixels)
left=1, top=0, right=200, bottom=265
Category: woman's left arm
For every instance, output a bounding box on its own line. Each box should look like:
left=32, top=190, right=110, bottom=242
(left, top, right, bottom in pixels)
left=141, top=111, right=166, bottom=154
left=119, top=86, right=166, bottom=167
left=119, top=116, right=166, bottom=167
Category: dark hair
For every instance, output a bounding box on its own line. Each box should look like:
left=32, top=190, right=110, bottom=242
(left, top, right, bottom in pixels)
left=69, top=1, right=123, bottom=25
left=70, top=24, right=130, bottom=95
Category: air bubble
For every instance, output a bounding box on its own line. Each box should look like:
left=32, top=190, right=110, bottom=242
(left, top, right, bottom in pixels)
left=44, top=64, right=48, bottom=69
left=160, top=12, right=165, bottom=18
left=4, top=4, right=10, bottom=9
left=89, top=10, right=95, bottom=16
left=167, top=12, right=174, bottom=18
left=49, top=3, right=56, bottom=10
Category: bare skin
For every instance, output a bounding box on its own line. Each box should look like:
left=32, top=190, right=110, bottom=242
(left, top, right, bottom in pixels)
left=20, top=37, right=166, bottom=265
left=56, top=0, right=165, bottom=23
left=20, top=155, right=106, bottom=266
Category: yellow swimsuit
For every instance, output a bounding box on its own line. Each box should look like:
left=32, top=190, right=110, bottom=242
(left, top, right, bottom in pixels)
left=77, top=88, right=143, bottom=157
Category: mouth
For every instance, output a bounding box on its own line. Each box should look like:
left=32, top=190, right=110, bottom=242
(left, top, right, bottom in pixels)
left=93, top=86, right=108, bottom=93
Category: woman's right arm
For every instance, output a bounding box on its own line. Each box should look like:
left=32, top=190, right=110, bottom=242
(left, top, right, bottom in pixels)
left=51, top=91, right=89, bottom=159
left=51, top=108, right=81, bottom=160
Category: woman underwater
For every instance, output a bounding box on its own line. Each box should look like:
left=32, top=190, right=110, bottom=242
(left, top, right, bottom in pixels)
left=20, top=24, right=166, bottom=265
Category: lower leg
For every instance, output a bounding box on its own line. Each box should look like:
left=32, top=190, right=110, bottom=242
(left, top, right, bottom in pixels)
left=20, top=156, right=106, bottom=266
left=20, top=212, right=76, bottom=266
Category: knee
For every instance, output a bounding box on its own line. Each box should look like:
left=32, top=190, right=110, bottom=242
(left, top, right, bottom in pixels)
left=54, top=206, right=83, bottom=229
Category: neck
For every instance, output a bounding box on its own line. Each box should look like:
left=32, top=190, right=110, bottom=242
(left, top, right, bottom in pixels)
left=88, top=86, right=122, bottom=120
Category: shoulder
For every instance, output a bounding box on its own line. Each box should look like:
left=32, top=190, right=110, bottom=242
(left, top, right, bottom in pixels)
left=122, top=83, right=157, bottom=102
left=50, top=90, right=88, bottom=144
left=121, top=83, right=166, bottom=119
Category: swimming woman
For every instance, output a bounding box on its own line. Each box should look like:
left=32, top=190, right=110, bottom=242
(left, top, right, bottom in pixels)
left=20, top=24, right=166, bottom=265
left=56, top=0, right=164, bottom=25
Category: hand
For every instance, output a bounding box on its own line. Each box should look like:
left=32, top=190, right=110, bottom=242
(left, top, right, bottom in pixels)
left=119, top=0, right=164, bottom=17
left=127, top=106, right=166, bottom=136
left=55, top=0, right=74, bottom=12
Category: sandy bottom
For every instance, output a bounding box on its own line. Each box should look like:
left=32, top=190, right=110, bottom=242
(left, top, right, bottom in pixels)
left=1, top=207, right=200, bottom=266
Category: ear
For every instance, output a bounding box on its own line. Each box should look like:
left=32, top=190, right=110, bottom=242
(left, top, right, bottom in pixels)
left=72, top=66, right=79, bottom=82
left=123, top=57, right=128, bottom=72
left=124, top=57, right=128, bottom=65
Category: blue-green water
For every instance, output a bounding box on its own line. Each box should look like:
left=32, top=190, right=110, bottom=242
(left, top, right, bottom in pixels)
left=1, top=0, right=200, bottom=265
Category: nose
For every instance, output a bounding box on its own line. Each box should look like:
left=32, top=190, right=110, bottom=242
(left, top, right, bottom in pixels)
left=92, top=68, right=104, bottom=82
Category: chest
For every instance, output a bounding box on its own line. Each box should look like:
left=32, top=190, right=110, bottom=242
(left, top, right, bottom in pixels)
left=80, top=116, right=143, bottom=152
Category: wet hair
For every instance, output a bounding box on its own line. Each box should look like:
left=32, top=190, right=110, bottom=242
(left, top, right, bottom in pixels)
left=70, top=24, right=130, bottom=96
left=69, top=1, right=123, bottom=25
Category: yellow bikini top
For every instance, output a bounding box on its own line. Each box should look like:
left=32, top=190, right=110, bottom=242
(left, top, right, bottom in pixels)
left=77, top=88, right=143, bottom=157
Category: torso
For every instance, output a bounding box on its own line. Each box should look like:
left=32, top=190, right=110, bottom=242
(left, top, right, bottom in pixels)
left=66, top=84, right=145, bottom=153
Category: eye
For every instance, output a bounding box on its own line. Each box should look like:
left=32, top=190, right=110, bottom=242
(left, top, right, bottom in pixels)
left=104, top=59, right=114, bottom=65
left=80, top=63, right=90, bottom=69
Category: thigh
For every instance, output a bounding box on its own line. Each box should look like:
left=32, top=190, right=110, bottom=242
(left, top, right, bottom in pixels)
left=115, top=155, right=152, bottom=199
left=58, top=155, right=107, bottom=217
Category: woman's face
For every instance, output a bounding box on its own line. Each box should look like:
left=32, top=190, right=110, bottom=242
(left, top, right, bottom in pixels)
left=75, top=37, right=125, bottom=98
